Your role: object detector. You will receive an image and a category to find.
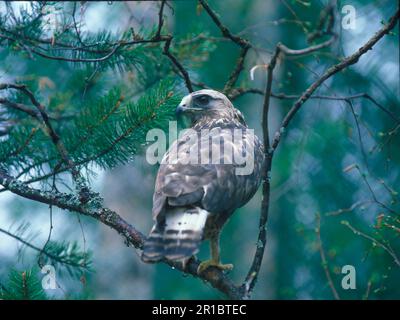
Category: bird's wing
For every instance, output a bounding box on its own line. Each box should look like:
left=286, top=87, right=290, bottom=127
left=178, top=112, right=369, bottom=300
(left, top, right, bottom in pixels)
left=152, top=127, right=264, bottom=220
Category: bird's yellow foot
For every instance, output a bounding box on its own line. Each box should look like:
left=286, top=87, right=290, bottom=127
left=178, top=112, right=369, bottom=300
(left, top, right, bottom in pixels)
left=197, top=259, right=234, bottom=274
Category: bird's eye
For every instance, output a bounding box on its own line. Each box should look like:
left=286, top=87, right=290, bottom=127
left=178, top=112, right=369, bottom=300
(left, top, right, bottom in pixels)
left=197, top=95, right=210, bottom=105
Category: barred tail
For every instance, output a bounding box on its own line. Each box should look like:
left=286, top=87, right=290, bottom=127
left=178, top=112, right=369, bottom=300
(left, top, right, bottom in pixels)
left=141, top=225, right=165, bottom=262
left=141, top=207, right=209, bottom=263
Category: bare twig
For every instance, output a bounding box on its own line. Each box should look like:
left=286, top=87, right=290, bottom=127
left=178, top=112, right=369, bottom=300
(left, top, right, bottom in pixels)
left=198, top=0, right=249, bottom=48
left=316, top=214, right=341, bottom=300
left=325, top=199, right=375, bottom=216
left=198, top=0, right=250, bottom=94
left=229, top=90, right=399, bottom=125
left=72, top=2, right=84, bottom=46
left=38, top=170, right=56, bottom=268
left=271, top=10, right=400, bottom=151
left=20, top=41, right=122, bottom=63
left=155, top=0, right=166, bottom=39
left=163, top=37, right=194, bottom=92
left=241, top=46, right=281, bottom=297
left=0, top=98, right=38, bottom=118
left=342, top=220, right=400, bottom=267
left=307, top=1, right=336, bottom=42
left=363, top=280, right=372, bottom=300
left=343, top=164, right=398, bottom=215
left=278, top=36, right=336, bottom=56
left=223, top=46, right=250, bottom=94
left=346, top=99, right=370, bottom=172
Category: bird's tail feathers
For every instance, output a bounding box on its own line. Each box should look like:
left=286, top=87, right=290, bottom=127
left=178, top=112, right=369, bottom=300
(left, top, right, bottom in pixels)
left=142, top=207, right=209, bottom=263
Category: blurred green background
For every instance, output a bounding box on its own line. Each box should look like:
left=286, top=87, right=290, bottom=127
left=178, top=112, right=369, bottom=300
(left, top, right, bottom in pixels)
left=0, top=0, right=399, bottom=299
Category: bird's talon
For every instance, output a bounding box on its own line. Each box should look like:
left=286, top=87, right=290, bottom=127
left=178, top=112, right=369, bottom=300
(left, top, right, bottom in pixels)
left=197, top=260, right=234, bottom=274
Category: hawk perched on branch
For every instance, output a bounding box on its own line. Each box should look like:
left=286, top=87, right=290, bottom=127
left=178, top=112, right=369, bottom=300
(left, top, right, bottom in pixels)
left=142, top=89, right=264, bottom=273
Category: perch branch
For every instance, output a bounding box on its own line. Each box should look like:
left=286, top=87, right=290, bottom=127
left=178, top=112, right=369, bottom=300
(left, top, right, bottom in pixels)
left=0, top=170, right=242, bottom=299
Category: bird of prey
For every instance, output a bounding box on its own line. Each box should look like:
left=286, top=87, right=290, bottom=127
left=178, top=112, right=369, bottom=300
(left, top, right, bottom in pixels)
left=142, top=89, right=264, bottom=273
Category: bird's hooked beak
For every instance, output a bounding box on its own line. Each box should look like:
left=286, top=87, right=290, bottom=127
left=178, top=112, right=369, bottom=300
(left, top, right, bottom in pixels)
left=176, top=94, right=192, bottom=117
left=175, top=94, right=202, bottom=117
left=175, top=105, right=185, bottom=117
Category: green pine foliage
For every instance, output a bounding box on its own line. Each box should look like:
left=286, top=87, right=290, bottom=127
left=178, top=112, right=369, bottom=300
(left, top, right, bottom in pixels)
left=68, top=80, right=180, bottom=169
left=0, top=3, right=150, bottom=72
left=0, top=269, right=47, bottom=300
left=0, top=3, right=183, bottom=299
left=3, top=222, right=92, bottom=281
left=0, top=2, right=185, bottom=185
left=1, top=80, right=179, bottom=179
left=38, top=240, right=93, bottom=279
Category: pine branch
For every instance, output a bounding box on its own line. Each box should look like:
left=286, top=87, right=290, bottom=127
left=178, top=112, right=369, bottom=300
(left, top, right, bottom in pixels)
left=0, top=227, right=92, bottom=273
left=0, top=170, right=242, bottom=299
left=0, top=83, right=91, bottom=202
left=1, top=269, right=47, bottom=300
left=0, top=81, right=179, bottom=190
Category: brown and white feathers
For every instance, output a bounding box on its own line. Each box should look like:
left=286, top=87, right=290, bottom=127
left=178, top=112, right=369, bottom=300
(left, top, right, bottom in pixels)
left=142, top=89, right=264, bottom=263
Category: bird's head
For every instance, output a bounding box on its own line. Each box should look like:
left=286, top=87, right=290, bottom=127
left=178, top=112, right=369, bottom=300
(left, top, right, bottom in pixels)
left=176, top=89, right=245, bottom=126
